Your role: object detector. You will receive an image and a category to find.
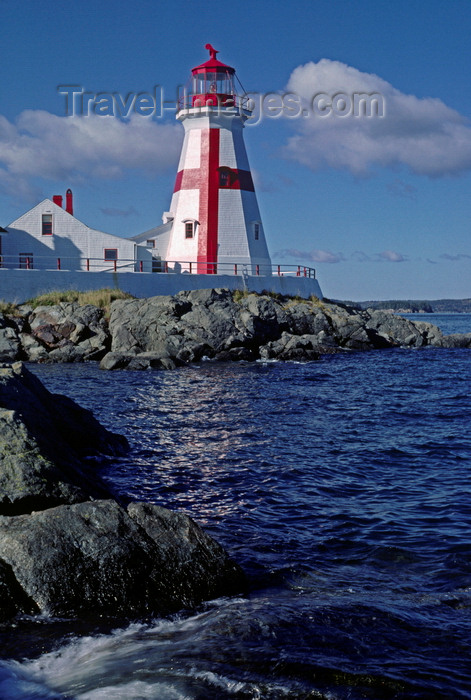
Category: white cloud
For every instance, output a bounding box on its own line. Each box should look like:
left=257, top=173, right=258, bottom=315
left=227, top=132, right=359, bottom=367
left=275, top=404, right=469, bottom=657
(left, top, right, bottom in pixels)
left=274, top=248, right=345, bottom=263
left=0, top=110, right=182, bottom=197
left=377, top=250, right=407, bottom=262
left=283, top=59, right=471, bottom=177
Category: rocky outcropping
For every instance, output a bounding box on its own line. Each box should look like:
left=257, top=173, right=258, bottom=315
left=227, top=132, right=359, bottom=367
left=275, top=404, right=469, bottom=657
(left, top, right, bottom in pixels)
left=0, top=500, right=243, bottom=620
left=1, top=302, right=110, bottom=364
left=0, top=291, right=470, bottom=370
left=0, top=363, right=245, bottom=622
left=99, top=289, right=471, bottom=369
left=0, top=362, right=126, bottom=515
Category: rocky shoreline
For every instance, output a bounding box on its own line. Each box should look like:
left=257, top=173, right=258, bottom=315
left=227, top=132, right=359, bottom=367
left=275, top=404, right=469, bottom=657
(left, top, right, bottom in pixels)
left=1, top=289, right=470, bottom=625
left=0, top=362, right=244, bottom=623
left=1, top=289, right=470, bottom=371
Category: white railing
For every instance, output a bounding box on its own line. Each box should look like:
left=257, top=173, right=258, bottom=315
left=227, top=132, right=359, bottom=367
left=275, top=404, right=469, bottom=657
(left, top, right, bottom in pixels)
left=0, top=255, right=316, bottom=279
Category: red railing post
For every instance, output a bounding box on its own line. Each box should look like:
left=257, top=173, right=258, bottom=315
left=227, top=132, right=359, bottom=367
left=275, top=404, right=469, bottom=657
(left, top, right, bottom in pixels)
left=164, top=261, right=168, bottom=273
left=57, top=258, right=61, bottom=270
left=113, top=260, right=117, bottom=272
left=86, top=258, right=90, bottom=271
left=139, top=260, right=143, bottom=272
left=304, top=267, right=307, bottom=277
left=26, top=257, right=30, bottom=270
left=234, top=263, right=237, bottom=275
left=256, top=264, right=260, bottom=276
left=277, top=265, right=281, bottom=276
left=189, top=261, right=192, bottom=274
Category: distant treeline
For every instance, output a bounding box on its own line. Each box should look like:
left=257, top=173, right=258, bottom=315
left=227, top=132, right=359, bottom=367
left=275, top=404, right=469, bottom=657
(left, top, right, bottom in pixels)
left=337, top=299, right=471, bottom=313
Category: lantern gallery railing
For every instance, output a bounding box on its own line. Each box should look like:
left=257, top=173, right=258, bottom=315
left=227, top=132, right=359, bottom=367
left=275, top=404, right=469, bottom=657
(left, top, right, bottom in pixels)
left=0, top=255, right=316, bottom=279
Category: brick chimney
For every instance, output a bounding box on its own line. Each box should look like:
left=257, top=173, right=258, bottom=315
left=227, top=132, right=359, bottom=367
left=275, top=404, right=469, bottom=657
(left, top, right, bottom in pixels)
left=65, top=188, right=73, bottom=215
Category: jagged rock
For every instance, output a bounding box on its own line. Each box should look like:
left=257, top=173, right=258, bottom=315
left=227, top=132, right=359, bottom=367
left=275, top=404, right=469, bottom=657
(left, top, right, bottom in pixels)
left=19, top=332, right=49, bottom=362
left=25, top=303, right=110, bottom=361
left=260, top=332, right=321, bottom=361
left=413, top=320, right=444, bottom=345
left=0, top=365, right=244, bottom=623
left=283, top=303, right=332, bottom=337
left=127, top=502, right=244, bottom=606
left=437, top=333, right=471, bottom=348
left=0, top=362, right=127, bottom=515
left=100, top=351, right=179, bottom=371
left=0, top=315, right=21, bottom=362
left=1, top=291, right=469, bottom=370
left=364, top=310, right=425, bottom=347
left=0, top=500, right=245, bottom=618
left=0, top=327, right=21, bottom=362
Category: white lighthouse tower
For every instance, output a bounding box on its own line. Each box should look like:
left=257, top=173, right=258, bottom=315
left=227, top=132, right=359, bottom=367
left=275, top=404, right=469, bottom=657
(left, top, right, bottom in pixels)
left=165, top=44, right=272, bottom=275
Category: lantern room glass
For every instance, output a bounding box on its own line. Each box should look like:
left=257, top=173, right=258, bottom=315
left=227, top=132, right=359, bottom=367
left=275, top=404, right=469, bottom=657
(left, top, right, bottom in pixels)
left=192, top=70, right=235, bottom=96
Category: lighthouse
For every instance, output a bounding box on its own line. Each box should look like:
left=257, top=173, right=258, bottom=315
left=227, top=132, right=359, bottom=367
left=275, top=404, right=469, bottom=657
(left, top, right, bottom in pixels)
left=164, top=44, right=272, bottom=275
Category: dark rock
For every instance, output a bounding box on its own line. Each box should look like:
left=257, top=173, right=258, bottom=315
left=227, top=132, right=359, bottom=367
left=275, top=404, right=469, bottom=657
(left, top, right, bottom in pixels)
left=260, top=332, right=321, bottom=361
left=436, top=333, right=471, bottom=348
left=0, top=558, right=38, bottom=621
left=100, top=351, right=179, bottom=371
left=1, top=291, right=466, bottom=371
left=24, top=303, right=110, bottom=362
left=364, top=310, right=425, bottom=347
left=214, top=347, right=256, bottom=362
left=0, top=315, right=21, bottom=362
left=283, top=302, right=332, bottom=337
left=0, top=362, right=127, bottom=515
left=0, top=500, right=245, bottom=618
left=127, top=502, right=245, bottom=606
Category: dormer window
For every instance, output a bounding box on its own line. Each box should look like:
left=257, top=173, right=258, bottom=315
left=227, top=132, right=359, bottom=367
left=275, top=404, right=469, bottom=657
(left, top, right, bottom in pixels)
left=183, top=219, right=198, bottom=239
left=42, top=214, right=53, bottom=236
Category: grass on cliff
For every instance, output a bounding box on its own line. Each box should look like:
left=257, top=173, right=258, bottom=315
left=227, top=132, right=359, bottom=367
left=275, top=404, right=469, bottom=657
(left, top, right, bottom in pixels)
left=24, top=288, right=135, bottom=313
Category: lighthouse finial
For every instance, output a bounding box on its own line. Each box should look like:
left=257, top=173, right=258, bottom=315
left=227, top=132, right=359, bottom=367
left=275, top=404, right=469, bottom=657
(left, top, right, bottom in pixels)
left=205, top=43, right=219, bottom=60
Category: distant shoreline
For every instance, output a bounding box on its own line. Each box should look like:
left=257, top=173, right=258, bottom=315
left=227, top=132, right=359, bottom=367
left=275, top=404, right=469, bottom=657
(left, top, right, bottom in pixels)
left=337, top=299, right=471, bottom=314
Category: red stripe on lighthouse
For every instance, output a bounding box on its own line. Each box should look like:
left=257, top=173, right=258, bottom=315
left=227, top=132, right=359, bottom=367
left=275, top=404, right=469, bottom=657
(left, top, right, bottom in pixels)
left=197, top=128, right=219, bottom=274
left=173, top=168, right=254, bottom=193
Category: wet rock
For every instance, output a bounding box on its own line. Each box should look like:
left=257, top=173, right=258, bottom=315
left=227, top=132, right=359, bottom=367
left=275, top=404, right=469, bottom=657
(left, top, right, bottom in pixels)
left=0, top=500, right=245, bottom=618
left=0, top=362, right=245, bottom=623
left=127, top=502, right=245, bottom=607
left=0, top=559, right=38, bottom=622
left=0, top=362, right=127, bottom=515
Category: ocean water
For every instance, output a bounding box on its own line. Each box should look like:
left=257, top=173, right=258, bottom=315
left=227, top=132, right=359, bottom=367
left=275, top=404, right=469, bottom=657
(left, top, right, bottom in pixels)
left=1, top=314, right=471, bottom=699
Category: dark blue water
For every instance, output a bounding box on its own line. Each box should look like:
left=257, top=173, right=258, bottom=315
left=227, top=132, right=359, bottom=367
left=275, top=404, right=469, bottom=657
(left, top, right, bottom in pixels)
left=1, top=314, right=471, bottom=699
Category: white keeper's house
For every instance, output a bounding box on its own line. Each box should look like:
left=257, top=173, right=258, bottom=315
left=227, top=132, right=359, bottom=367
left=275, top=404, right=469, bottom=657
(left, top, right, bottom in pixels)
left=0, top=45, right=322, bottom=303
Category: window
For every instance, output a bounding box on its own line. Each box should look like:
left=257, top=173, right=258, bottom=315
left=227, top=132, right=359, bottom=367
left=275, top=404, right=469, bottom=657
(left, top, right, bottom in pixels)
left=146, top=239, right=155, bottom=248
left=254, top=223, right=260, bottom=240
left=185, top=222, right=194, bottom=239
left=42, top=214, right=53, bottom=236
left=19, top=253, right=33, bottom=269
left=104, top=248, right=118, bottom=261
left=219, top=170, right=230, bottom=187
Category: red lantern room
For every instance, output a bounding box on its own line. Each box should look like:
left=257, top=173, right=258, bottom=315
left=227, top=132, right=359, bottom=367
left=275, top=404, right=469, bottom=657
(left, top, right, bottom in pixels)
left=182, top=44, right=238, bottom=109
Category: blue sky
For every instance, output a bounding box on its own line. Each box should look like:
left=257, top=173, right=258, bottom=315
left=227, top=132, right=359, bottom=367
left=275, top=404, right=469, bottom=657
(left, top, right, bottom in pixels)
left=1, top=0, right=470, bottom=300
